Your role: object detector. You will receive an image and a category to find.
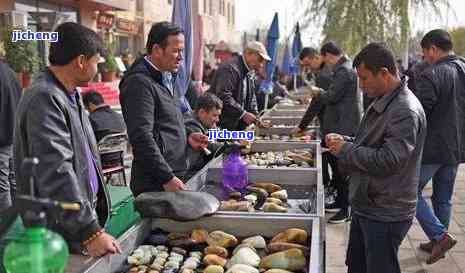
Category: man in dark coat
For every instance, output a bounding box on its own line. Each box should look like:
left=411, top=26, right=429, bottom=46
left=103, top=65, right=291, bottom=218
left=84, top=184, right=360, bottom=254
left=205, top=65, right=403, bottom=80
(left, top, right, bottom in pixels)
left=209, top=41, right=270, bottom=130
left=0, top=61, right=22, bottom=213
left=119, top=22, right=208, bottom=196
left=414, top=29, right=465, bottom=264
left=309, top=42, right=363, bottom=223
left=14, top=22, right=120, bottom=257
left=82, top=91, right=126, bottom=142
left=292, top=47, right=336, bottom=200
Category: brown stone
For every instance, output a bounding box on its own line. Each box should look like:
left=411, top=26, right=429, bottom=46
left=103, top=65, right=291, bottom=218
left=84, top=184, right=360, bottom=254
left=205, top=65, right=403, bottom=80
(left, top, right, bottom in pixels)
left=204, top=246, right=229, bottom=258
left=271, top=228, right=307, bottom=245
left=191, top=228, right=209, bottom=243
left=203, top=254, right=227, bottom=267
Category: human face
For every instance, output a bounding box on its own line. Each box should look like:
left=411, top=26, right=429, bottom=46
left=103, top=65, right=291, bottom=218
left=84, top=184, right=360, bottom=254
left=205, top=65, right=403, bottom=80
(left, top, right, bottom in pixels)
left=198, top=108, right=221, bottom=129
left=152, top=33, right=185, bottom=72
left=309, top=55, right=323, bottom=71
left=356, top=63, right=387, bottom=98
left=422, top=46, right=437, bottom=65
left=300, top=56, right=312, bottom=70
left=75, top=53, right=100, bottom=85
left=245, top=52, right=267, bottom=72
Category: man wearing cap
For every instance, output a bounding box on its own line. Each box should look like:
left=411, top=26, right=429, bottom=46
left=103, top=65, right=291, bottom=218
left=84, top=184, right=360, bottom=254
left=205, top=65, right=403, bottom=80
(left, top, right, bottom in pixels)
left=209, top=41, right=271, bottom=131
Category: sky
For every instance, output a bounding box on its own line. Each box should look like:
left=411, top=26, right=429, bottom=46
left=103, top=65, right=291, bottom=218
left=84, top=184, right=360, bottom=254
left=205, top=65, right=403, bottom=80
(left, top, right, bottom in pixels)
left=235, top=0, right=465, bottom=47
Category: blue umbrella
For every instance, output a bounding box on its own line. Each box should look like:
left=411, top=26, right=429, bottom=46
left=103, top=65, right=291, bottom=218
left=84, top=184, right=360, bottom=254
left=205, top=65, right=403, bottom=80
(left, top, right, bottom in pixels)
left=259, top=13, right=280, bottom=95
left=290, top=22, right=302, bottom=76
left=172, top=0, right=193, bottom=113
left=259, top=13, right=280, bottom=110
left=281, top=42, right=291, bottom=75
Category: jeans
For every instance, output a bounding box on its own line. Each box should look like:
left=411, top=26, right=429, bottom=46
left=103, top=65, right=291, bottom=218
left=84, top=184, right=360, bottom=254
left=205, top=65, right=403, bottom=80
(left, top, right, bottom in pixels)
left=346, top=214, right=412, bottom=273
left=326, top=153, right=349, bottom=209
left=0, top=145, right=15, bottom=213
left=416, top=164, right=458, bottom=241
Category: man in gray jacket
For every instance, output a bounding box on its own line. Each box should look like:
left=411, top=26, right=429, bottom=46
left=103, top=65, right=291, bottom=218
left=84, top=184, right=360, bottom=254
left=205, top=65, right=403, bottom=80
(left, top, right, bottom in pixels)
left=414, top=29, right=464, bottom=263
left=310, top=42, right=363, bottom=223
left=326, top=43, right=426, bottom=273
left=14, top=22, right=120, bottom=257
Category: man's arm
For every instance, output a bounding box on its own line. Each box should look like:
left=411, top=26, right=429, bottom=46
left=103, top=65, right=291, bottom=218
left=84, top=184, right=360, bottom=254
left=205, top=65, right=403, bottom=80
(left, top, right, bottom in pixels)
left=24, top=92, right=102, bottom=243
left=299, top=99, right=324, bottom=130
left=413, top=73, right=437, bottom=117
left=120, top=77, right=174, bottom=186
left=337, top=109, right=422, bottom=177
left=319, top=68, right=354, bottom=105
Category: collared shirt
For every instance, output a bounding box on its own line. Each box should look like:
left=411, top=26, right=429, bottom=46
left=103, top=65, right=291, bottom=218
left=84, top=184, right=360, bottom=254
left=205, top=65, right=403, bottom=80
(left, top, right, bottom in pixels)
left=144, top=56, right=174, bottom=96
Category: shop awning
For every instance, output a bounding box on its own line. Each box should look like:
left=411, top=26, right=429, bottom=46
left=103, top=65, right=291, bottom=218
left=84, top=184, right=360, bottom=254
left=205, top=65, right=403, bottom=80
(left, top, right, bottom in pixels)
left=87, top=0, right=130, bottom=11
left=40, top=0, right=129, bottom=11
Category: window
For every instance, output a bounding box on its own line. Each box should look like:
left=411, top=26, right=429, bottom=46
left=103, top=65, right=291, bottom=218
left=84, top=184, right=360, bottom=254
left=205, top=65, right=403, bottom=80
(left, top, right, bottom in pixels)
left=209, top=0, right=213, bottom=15
left=227, top=3, right=230, bottom=24
left=203, top=0, right=207, bottom=14
left=168, top=0, right=172, bottom=5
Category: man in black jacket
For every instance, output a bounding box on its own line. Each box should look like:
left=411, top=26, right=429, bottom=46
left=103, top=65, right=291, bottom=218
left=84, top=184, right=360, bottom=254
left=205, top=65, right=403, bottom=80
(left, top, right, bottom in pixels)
left=0, top=61, right=21, bottom=213
left=327, top=43, right=426, bottom=273
left=82, top=91, right=126, bottom=142
left=292, top=47, right=336, bottom=200
left=184, top=93, right=224, bottom=179
left=14, top=22, right=120, bottom=257
left=119, top=22, right=208, bottom=196
left=414, top=29, right=464, bottom=263
left=209, top=41, right=270, bottom=130
left=309, top=42, right=363, bottom=223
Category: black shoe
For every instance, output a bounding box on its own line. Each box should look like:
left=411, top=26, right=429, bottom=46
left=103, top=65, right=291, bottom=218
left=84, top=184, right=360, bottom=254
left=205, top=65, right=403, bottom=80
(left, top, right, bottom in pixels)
left=328, top=209, right=350, bottom=224
left=325, top=202, right=341, bottom=213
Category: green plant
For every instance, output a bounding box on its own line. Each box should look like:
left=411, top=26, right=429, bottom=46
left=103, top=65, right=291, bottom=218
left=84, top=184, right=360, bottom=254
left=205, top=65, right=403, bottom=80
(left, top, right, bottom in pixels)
left=1, top=27, right=41, bottom=74
left=450, top=27, right=465, bottom=57
left=103, top=54, right=119, bottom=72
left=103, top=41, right=119, bottom=73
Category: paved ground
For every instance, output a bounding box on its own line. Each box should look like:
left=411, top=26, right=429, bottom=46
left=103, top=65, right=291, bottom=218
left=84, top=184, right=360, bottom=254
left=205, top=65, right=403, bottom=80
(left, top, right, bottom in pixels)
left=326, top=164, right=465, bottom=273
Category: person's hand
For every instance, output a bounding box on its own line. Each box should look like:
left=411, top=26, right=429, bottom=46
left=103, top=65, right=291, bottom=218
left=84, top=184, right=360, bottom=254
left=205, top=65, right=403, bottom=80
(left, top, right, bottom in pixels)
left=163, top=176, right=186, bottom=192
left=325, top=133, right=345, bottom=155
left=310, top=86, right=322, bottom=98
left=291, top=127, right=303, bottom=135
left=188, top=132, right=209, bottom=151
left=242, top=112, right=257, bottom=125
left=257, top=119, right=272, bottom=128
left=85, top=232, right=121, bottom=258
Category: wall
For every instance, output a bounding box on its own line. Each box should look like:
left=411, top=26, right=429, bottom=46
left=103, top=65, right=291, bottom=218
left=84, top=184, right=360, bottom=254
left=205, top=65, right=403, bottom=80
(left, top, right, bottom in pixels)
left=0, top=0, right=15, bottom=12
left=141, top=0, right=173, bottom=47
left=79, top=1, right=97, bottom=31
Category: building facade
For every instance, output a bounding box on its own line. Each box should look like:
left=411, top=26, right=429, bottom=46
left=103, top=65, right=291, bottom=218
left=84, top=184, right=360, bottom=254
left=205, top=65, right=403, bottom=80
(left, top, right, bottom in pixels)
left=0, top=0, right=130, bottom=65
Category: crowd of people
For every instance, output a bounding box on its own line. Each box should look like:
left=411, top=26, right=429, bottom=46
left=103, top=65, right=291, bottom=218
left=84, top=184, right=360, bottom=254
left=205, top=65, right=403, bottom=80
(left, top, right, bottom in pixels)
left=0, top=19, right=464, bottom=273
